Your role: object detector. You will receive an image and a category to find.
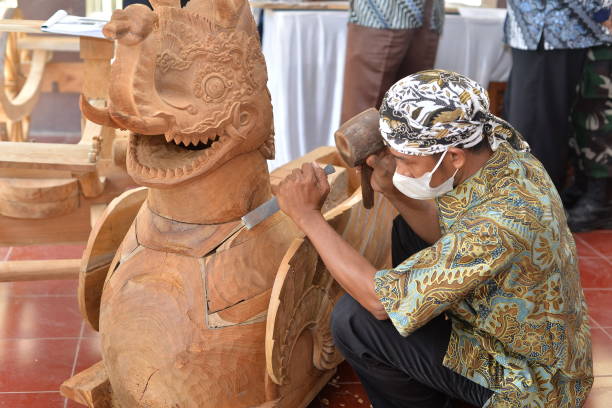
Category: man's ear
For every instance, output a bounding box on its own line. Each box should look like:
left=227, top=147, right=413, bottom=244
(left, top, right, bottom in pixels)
left=447, top=147, right=466, bottom=170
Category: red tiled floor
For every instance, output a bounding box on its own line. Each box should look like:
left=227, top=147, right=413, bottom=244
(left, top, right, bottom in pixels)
left=81, top=321, right=100, bottom=338
left=574, top=236, right=600, bottom=258
left=0, top=338, right=77, bottom=392
left=585, top=290, right=612, bottom=328
left=7, top=244, right=85, bottom=261
left=0, top=296, right=82, bottom=339
left=0, top=392, right=65, bottom=408
left=580, top=257, right=612, bottom=289
left=0, top=247, right=9, bottom=261
left=7, top=279, right=78, bottom=297
left=74, top=336, right=102, bottom=374
left=0, top=227, right=610, bottom=408
left=585, top=376, right=612, bottom=408
left=591, top=328, right=612, bottom=376
left=576, top=231, right=612, bottom=258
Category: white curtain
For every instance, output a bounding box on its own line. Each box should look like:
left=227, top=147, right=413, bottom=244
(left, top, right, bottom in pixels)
left=262, top=9, right=510, bottom=170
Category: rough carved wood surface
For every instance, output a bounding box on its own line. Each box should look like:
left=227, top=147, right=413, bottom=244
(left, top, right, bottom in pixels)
left=62, top=1, right=394, bottom=407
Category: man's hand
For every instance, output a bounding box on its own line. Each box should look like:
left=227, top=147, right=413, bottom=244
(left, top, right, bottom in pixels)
left=365, top=149, right=398, bottom=197
left=275, top=163, right=330, bottom=228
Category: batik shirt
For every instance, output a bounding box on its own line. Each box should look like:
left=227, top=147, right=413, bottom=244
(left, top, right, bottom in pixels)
left=504, top=0, right=612, bottom=50
left=375, top=143, right=593, bottom=407
left=348, top=0, right=444, bottom=32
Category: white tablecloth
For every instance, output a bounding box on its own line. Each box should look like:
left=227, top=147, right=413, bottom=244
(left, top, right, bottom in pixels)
left=262, top=9, right=510, bottom=170
left=434, top=12, right=511, bottom=89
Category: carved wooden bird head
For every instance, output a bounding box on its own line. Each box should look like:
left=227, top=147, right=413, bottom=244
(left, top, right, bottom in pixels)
left=82, top=0, right=274, bottom=187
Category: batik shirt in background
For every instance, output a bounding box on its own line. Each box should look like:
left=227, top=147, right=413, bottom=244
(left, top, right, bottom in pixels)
left=375, top=143, right=593, bottom=407
left=504, top=0, right=612, bottom=50
left=348, top=0, right=445, bottom=32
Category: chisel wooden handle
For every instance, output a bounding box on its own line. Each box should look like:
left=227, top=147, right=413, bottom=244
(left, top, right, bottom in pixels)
left=361, top=164, right=374, bottom=209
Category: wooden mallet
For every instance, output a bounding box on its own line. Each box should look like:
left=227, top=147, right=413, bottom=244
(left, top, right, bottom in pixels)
left=334, top=108, right=385, bottom=209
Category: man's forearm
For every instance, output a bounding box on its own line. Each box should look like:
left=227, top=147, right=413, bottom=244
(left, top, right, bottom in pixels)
left=295, top=211, right=388, bottom=319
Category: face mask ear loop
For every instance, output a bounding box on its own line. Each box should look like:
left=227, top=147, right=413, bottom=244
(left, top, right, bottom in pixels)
left=430, top=149, right=449, bottom=175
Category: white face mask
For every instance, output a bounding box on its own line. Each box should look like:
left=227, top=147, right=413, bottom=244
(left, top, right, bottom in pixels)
left=392, top=149, right=459, bottom=200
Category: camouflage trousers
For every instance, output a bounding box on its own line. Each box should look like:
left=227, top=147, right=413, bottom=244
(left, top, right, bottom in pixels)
left=570, top=45, right=612, bottom=179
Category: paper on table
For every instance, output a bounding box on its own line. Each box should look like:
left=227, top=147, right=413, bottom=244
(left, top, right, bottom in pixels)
left=41, top=10, right=108, bottom=39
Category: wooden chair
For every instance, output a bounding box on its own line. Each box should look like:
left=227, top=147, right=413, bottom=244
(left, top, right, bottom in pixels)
left=0, top=11, right=135, bottom=282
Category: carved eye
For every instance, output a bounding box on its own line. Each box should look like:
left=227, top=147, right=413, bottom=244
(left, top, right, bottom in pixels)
left=204, top=75, right=227, bottom=100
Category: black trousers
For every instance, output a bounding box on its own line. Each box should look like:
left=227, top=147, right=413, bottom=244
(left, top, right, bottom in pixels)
left=504, top=46, right=587, bottom=189
left=331, top=216, right=493, bottom=408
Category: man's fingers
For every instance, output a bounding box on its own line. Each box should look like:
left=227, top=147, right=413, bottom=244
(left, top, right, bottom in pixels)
left=270, top=183, right=280, bottom=196
left=365, top=154, right=378, bottom=168
left=301, top=162, right=316, bottom=182
left=290, top=168, right=302, bottom=180
left=313, top=164, right=329, bottom=189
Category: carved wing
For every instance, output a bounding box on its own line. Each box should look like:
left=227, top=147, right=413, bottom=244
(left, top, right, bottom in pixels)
left=265, top=237, right=344, bottom=386
left=266, top=188, right=397, bottom=387
left=78, top=187, right=147, bottom=330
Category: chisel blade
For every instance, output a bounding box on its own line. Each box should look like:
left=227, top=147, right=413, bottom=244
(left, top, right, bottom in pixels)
left=241, top=164, right=336, bottom=230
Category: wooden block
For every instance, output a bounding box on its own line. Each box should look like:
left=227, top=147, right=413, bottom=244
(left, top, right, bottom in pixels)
left=0, top=142, right=97, bottom=172
left=77, top=172, right=106, bottom=198
left=18, top=35, right=80, bottom=52
left=79, top=37, right=114, bottom=60
left=0, top=259, right=80, bottom=282
left=0, top=19, right=44, bottom=34
left=82, top=60, right=111, bottom=99
left=0, top=177, right=78, bottom=203
left=40, top=62, right=84, bottom=93
left=60, top=361, right=113, bottom=408
left=0, top=202, right=91, bottom=246
left=0, top=189, right=78, bottom=219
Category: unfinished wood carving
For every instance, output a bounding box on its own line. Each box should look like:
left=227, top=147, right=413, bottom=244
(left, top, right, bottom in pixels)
left=0, top=8, right=49, bottom=142
left=63, top=1, right=395, bottom=407
left=0, top=32, right=136, bottom=250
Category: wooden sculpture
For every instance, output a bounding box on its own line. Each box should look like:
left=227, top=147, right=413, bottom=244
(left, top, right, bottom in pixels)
left=61, top=1, right=395, bottom=407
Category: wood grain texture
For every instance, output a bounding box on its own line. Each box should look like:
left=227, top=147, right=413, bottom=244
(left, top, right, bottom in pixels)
left=0, top=142, right=96, bottom=172
left=60, top=361, right=113, bottom=408
left=0, top=176, right=80, bottom=219
left=0, top=259, right=80, bottom=281
left=78, top=187, right=147, bottom=330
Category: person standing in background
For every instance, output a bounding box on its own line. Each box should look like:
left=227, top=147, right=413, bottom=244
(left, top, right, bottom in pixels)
left=568, top=41, right=612, bottom=232
left=503, top=1, right=612, bottom=191
left=340, top=0, right=445, bottom=123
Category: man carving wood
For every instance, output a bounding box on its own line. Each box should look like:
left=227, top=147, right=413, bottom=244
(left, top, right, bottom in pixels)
left=276, top=70, right=593, bottom=408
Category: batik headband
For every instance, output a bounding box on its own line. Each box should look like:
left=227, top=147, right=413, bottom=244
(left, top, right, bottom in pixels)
left=379, top=70, right=530, bottom=156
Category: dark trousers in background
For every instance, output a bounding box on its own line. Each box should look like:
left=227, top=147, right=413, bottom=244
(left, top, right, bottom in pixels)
left=331, top=216, right=494, bottom=408
left=504, top=46, right=587, bottom=189
left=340, top=0, right=440, bottom=123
